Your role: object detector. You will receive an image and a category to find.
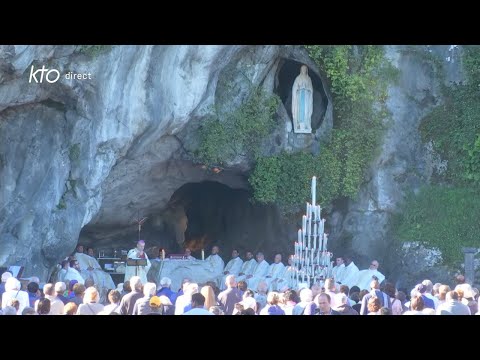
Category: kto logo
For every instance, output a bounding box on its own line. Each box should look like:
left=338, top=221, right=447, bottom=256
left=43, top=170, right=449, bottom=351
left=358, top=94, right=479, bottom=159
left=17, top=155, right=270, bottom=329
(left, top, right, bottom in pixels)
left=29, top=65, right=60, bottom=83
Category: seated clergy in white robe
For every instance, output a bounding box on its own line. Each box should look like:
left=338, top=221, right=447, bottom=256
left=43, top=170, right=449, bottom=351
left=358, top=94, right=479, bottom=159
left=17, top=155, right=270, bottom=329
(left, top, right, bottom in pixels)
left=355, top=260, right=385, bottom=291
left=235, top=251, right=257, bottom=284
left=340, top=255, right=360, bottom=289
left=264, top=254, right=286, bottom=292
left=75, top=250, right=115, bottom=290
left=246, top=252, right=269, bottom=292
left=61, top=260, right=85, bottom=284
left=332, top=257, right=346, bottom=286
left=204, top=246, right=225, bottom=279
left=275, top=255, right=297, bottom=292
left=218, top=249, right=243, bottom=290
left=124, top=240, right=152, bottom=285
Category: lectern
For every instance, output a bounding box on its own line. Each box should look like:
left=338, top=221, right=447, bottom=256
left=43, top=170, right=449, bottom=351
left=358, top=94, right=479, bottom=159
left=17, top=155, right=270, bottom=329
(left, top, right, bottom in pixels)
left=126, top=258, right=148, bottom=277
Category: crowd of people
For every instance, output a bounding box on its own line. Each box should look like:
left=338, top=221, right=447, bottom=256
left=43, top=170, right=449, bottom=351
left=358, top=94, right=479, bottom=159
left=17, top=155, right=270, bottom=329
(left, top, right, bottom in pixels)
left=1, top=247, right=478, bottom=315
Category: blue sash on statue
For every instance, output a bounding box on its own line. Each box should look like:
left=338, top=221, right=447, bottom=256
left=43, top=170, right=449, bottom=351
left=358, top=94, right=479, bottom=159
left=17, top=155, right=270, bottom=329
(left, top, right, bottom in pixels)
left=299, top=88, right=305, bottom=123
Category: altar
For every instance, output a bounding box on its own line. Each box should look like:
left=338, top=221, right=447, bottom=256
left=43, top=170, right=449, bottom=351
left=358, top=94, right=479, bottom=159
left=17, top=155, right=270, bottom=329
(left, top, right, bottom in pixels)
left=148, top=258, right=221, bottom=292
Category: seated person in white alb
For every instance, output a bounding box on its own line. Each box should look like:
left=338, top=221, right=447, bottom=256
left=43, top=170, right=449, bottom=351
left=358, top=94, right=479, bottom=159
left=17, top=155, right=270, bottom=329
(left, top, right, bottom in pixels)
left=205, top=245, right=225, bottom=277
left=218, top=249, right=243, bottom=290
left=355, top=260, right=385, bottom=291
left=263, top=253, right=286, bottom=292
left=75, top=245, right=115, bottom=290
left=245, top=252, right=270, bottom=292
left=61, top=260, right=85, bottom=285
left=332, top=256, right=346, bottom=286
left=236, top=251, right=257, bottom=284
left=275, top=255, right=297, bottom=292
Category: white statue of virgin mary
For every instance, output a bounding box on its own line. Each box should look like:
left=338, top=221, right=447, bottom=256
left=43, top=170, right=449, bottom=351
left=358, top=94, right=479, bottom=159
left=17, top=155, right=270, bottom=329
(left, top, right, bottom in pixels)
left=292, top=65, right=313, bottom=133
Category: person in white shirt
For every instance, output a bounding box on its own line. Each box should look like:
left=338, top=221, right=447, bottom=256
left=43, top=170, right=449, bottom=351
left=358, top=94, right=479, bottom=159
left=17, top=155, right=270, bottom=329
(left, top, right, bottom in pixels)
left=1, top=277, right=29, bottom=315
left=183, top=293, right=213, bottom=315
left=218, top=249, right=243, bottom=290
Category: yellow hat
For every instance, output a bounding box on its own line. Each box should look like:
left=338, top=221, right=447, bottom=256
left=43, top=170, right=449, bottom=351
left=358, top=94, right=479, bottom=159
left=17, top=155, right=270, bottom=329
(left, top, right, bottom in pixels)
left=149, top=296, right=161, bottom=307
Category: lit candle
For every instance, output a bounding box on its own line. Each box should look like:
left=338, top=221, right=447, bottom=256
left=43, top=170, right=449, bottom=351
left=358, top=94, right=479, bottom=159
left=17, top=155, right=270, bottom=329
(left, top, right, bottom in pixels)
left=201, top=249, right=205, bottom=261
left=312, top=176, right=316, bottom=206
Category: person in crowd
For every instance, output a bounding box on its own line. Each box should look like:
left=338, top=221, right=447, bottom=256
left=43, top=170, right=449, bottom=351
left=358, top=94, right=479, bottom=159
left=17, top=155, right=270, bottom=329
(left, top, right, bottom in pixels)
left=334, top=293, right=359, bottom=315
left=102, top=289, right=121, bottom=315
left=2, top=277, right=29, bottom=314
left=71, top=283, right=86, bottom=306
left=217, top=275, right=243, bottom=315
left=76, top=286, right=104, bottom=315
left=36, top=298, right=51, bottom=315
left=132, top=282, right=157, bottom=315
left=183, top=293, right=213, bottom=315
left=259, top=292, right=285, bottom=315
left=403, top=295, right=426, bottom=315
left=27, top=281, right=41, bottom=308
left=55, top=282, right=69, bottom=304
left=315, top=293, right=340, bottom=315
left=175, top=282, right=199, bottom=315
left=436, top=290, right=471, bottom=315
left=156, top=277, right=177, bottom=304
left=201, top=285, right=217, bottom=310
left=64, top=302, right=78, bottom=315
left=119, top=276, right=144, bottom=315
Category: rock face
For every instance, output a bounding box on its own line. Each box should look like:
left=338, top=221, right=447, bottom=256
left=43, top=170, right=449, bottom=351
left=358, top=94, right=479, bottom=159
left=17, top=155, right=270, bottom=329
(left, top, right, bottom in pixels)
left=329, top=45, right=465, bottom=289
left=1, top=45, right=466, bottom=289
left=0, top=45, right=332, bottom=281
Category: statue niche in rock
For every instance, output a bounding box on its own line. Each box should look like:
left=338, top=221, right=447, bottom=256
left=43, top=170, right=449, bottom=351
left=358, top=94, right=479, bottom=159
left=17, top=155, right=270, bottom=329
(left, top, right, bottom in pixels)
left=292, top=65, right=313, bottom=134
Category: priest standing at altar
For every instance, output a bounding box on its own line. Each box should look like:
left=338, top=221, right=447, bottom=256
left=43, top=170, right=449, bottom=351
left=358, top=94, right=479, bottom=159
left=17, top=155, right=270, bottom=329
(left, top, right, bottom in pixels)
left=125, top=240, right=151, bottom=284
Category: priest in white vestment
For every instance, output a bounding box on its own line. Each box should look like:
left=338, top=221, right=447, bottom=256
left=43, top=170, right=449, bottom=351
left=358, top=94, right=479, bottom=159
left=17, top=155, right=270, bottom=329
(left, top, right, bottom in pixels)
left=218, top=249, right=243, bottom=290
left=75, top=249, right=115, bottom=290
left=276, top=255, right=297, bottom=292
left=355, top=260, right=385, bottom=291
left=124, top=240, right=151, bottom=284
left=63, top=260, right=85, bottom=284
left=246, top=252, right=269, bottom=291
left=236, top=251, right=257, bottom=284
left=332, top=257, right=346, bottom=286
left=263, top=254, right=286, bottom=291
left=340, top=255, right=360, bottom=289
left=204, top=246, right=225, bottom=278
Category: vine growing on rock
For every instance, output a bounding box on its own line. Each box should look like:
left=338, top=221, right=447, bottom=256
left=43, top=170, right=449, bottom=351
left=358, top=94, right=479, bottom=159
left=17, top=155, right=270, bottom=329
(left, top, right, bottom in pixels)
left=250, top=45, right=397, bottom=212
left=394, top=46, right=480, bottom=266
left=194, top=87, right=280, bottom=166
